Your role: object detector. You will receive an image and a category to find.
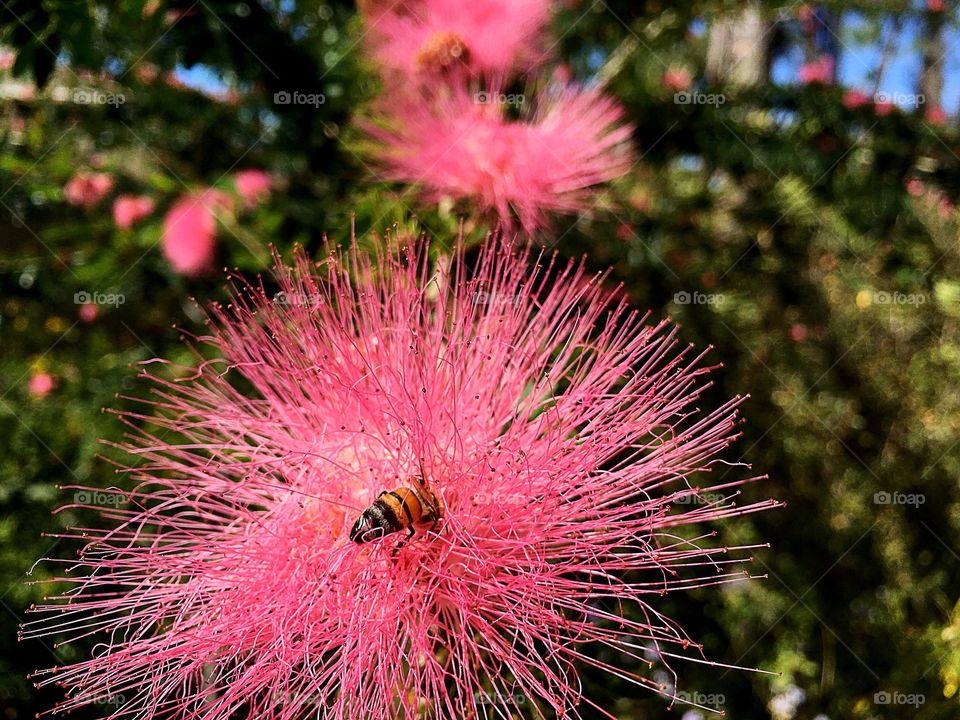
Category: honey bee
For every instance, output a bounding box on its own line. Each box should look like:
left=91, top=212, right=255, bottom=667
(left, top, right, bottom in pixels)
left=349, top=467, right=442, bottom=550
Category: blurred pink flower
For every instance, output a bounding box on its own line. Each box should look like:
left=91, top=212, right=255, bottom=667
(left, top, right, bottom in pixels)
left=370, top=85, right=634, bottom=231
left=906, top=178, right=925, bottom=197
left=27, top=372, right=56, bottom=397
left=134, top=63, right=159, bottom=84
left=64, top=172, right=114, bottom=208
left=928, top=0, right=946, bottom=12
left=112, top=194, right=155, bottom=230
left=874, top=99, right=895, bottom=117
left=233, top=169, right=272, bottom=207
left=799, top=55, right=834, bottom=85
left=925, top=105, right=948, bottom=126
left=0, top=50, right=14, bottom=71
left=790, top=323, right=809, bottom=343
left=26, top=237, right=774, bottom=718
left=161, top=190, right=232, bottom=277
left=662, top=67, right=692, bottom=91
left=78, top=303, right=99, bottom=323
left=162, top=72, right=189, bottom=91
left=363, top=0, right=551, bottom=78
left=841, top=89, right=870, bottom=110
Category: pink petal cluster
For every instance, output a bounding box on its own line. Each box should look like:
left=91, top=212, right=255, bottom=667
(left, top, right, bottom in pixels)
left=371, top=87, right=634, bottom=232
left=361, top=0, right=633, bottom=230
left=78, top=302, right=99, bottom=323
left=874, top=99, right=895, bottom=117
left=233, top=169, right=272, bottom=207
left=161, top=190, right=232, bottom=277
left=841, top=89, right=870, bottom=110
left=662, top=67, right=692, bottom=91
left=64, top=172, right=114, bottom=208
left=362, top=0, right=551, bottom=79
left=909, top=179, right=956, bottom=218
left=925, top=105, right=948, bottom=126
left=27, top=371, right=56, bottom=397
left=112, top=194, right=155, bottom=230
left=799, top=55, right=834, bottom=85
left=26, top=237, right=774, bottom=719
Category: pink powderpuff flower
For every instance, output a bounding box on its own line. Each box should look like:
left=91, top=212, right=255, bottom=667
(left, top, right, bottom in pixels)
left=27, top=371, right=56, bottom=397
left=78, top=302, right=99, bottom=323
left=64, top=172, right=114, bottom=208
left=25, top=235, right=777, bottom=719
left=841, top=89, right=870, bottom=110
left=925, top=105, right=948, bottom=126
left=161, top=190, right=232, bottom=277
left=369, top=85, right=634, bottom=232
left=362, top=0, right=551, bottom=79
left=112, top=194, right=155, bottom=230
left=906, top=178, right=925, bottom=197
left=874, top=99, right=895, bottom=117
left=233, top=169, right=272, bottom=207
left=134, top=62, right=159, bottom=84
left=789, top=323, right=809, bottom=343
left=662, top=67, right=692, bottom=92
left=796, top=5, right=816, bottom=33
left=799, top=55, right=834, bottom=85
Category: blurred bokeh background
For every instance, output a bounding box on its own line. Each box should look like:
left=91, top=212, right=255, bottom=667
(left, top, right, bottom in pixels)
left=2, top=1, right=960, bottom=718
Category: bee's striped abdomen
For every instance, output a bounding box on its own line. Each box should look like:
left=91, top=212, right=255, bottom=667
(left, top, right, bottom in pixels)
left=349, top=485, right=439, bottom=545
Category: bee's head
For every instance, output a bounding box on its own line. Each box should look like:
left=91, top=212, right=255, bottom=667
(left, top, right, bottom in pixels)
left=349, top=512, right=385, bottom=544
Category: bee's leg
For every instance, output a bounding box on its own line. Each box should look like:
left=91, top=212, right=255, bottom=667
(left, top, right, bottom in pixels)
left=391, top=526, right=416, bottom=558
left=424, top=501, right=441, bottom=535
